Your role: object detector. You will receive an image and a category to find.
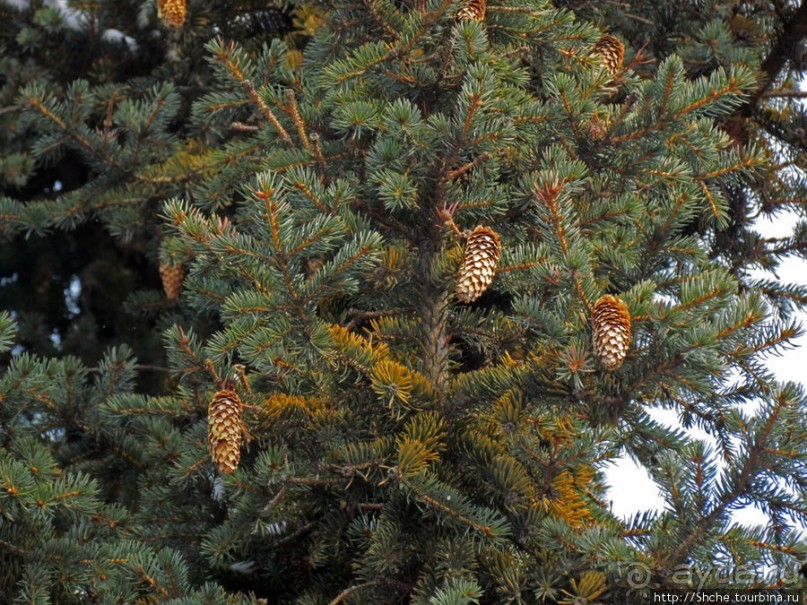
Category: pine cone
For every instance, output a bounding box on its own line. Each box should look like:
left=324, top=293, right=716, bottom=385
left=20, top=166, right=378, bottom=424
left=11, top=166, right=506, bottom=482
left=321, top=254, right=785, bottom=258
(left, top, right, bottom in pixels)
left=157, top=0, right=186, bottom=28
left=588, top=113, right=607, bottom=142
left=208, top=390, right=245, bottom=474
left=159, top=263, right=185, bottom=300
left=592, top=35, right=624, bottom=75
left=591, top=295, right=631, bottom=370
left=456, top=226, right=501, bottom=303
left=457, top=0, right=486, bottom=22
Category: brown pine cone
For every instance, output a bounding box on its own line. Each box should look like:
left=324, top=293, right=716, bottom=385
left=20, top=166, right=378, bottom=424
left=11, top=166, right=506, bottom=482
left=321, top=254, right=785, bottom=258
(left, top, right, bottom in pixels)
left=592, top=35, right=624, bottom=75
left=208, top=389, right=245, bottom=474
left=157, top=0, right=186, bottom=28
left=591, top=295, right=632, bottom=370
left=159, top=263, right=185, bottom=301
left=457, top=0, right=486, bottom=22
left=456, top=226, right=501, bottom=303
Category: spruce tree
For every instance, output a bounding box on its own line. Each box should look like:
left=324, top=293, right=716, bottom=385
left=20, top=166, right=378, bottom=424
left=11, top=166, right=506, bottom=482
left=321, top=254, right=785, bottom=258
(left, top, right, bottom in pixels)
left=1, top=0, right=806, bottom=603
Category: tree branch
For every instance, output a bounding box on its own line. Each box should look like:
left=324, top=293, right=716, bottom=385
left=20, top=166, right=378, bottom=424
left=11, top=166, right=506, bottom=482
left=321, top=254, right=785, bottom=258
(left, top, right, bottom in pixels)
left=745, top=0, right=807, bottom=111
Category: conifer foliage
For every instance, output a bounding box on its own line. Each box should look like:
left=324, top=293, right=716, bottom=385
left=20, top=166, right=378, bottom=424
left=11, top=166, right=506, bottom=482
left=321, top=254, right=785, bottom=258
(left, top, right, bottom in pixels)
left=1, top=0, right=807, bottom=603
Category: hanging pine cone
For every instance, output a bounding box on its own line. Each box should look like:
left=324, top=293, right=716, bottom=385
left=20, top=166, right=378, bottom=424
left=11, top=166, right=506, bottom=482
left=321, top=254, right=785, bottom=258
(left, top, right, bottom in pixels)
left=457, top=0, right=486, bottom=22
left=208, top=389, right=245, bottom=474
left=157, top=0, right=186, bottom=28
left=592, top=35, right=624, bottom=75
left=159, top=263, right=185, bottom=300
left=456, top=226, right=501, bottom=303
left=591, top=295, right=632, bottom=370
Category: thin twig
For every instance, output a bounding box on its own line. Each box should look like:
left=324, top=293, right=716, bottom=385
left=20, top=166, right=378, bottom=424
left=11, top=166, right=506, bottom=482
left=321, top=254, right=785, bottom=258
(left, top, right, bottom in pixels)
left=204, top=358, right=221, bottom=386
left=310, top=133, right=329, bottom=183
left=233, top=364, right=252, bottom=395
left=134, top=364, right=174, bottom=373
left=273, top=521, right=316, bottom=547
left=229, top=121, right=260, bottom=132
left=329, top=580, right=380, bottom=605
left=761, top=90, right=807, bottom=98
left=444, top=152, right=491, bottom=181
left=344, top=306, right=412, bottom=330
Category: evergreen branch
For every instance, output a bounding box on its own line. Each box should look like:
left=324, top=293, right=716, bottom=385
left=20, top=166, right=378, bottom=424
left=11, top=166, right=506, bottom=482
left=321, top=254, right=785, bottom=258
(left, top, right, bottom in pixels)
left=660, top=386, right=720, bottom=426
left=134, top=364, right=174, bottom=373
left=241, top=79, right=293, bottom=144
left=444, top=153, right=491, bottom=181
left=213, top=40, right=292, bottom=144
left=461, top=94, right=483, bottom=142
left=30, top=391, right=60, bottom=413
left=761, top=90, right=807, bottom=98
left=235, top=264, right=273, bottom=298
left=359, top=502, right=384, bottom=510
left=304, top=236, right=383, bottom=303
left=660, top=392, right=791, bottom=569
left=329, top=580, right=381, bottom=605
left=260, top=483, right=288, bottom=515
left=613, top=72, right=748, bottom=145
left=362, top=0, right=398, bottom=39
left=381, top=68, right=418, bottom=86
left=284, top=89, right=311, bottom=152
left=229, top=121, right=260, bottom=132
left=272, top=521, right=316, bottom=547
left=398, top=473, right=499, bottom=537
left=696, top=180, right=721, bottom=219
left=132, top=564, right=171, bottom=598
left=290, top=179, right=328, bottom=214
left=659, top=62, right=676, bottom=120
left=24, top=95, right=134, bottom=180
left=344, top=307, right=412, bottom=330
left=495, top=260, right=544, bottom=273
left=747, top=541, right=802, bottom=556
left=252, top=187, right=302, bottom=301
left=532, top=179, right=592, bottom=314
left=656, top=192, right=692, bottom=240
left=558, top=88, right=582, bottom=141
left=24, top=92, right=176, bottom=186
left=673, top=78, right=747, bottom=120
left=310, top=133, right=329, bottom=184
left=392, top=0, right=453, bottom=59
left=286, top=476, right=345, bottom=486
left=746, top=0, right=807, bottom=108
left=0, top=538, right=29, bottom=557
left=699, top=157, right=765, bottom=180
left=175, top=327, right=210, bottom=374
